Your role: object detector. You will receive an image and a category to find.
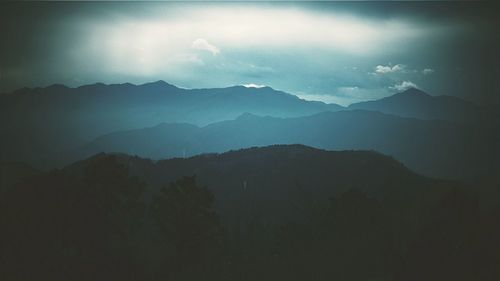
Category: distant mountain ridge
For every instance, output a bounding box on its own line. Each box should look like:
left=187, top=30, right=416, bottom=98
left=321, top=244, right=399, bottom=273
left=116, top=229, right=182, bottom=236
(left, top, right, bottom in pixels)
left=72, top=110, right=499, bottom=182
left=348, top=88, right=488, bottom=123
left=2, top=81, right=497, bottom=178
left=0, top=81, right=342, bottom=166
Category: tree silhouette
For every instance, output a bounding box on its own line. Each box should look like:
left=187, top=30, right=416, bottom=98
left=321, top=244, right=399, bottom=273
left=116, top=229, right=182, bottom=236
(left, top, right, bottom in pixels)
left=0, top=155, right=146, bottom=281
left=151, top=175, right=224, bottom=281
left=326, top=189, right=394, bottom=281
left=83, top=155, right=146, bottom=240
left=396, top=187, right=488, bottom=281
left=272, top=189, right=393, bottom=281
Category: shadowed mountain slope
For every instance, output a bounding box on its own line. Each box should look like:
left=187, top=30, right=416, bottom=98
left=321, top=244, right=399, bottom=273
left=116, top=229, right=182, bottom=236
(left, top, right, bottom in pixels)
left=75, top=110, right=499, bottom=182
left=65, top=145, right=448, bottom=225
left=348, top=88, right=493, bottom=123
left=3, top=145, right=496, bottom=281
left=0, top=162, right=41, bottom=192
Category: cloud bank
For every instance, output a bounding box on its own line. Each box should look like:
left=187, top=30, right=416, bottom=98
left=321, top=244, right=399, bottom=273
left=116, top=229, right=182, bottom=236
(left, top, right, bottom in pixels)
left=1, top=1, right=497, bottom=105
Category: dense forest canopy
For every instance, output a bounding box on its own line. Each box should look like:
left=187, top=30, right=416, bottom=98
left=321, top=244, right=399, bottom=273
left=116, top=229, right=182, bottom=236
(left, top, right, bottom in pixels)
left=1, top=146, right=499, bottom=281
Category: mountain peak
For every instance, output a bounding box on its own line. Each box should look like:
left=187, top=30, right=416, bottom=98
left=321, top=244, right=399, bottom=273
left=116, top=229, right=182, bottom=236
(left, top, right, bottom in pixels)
left=397, top=88, right=430, bottom=98
left=45, top=84, right=70, bottom=91
left=141, top=80, right=177, bottom=88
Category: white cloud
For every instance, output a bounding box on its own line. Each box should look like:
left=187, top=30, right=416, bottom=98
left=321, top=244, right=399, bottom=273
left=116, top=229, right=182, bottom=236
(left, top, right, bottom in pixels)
left=242, top=83, right=266, bottom=88
left=192, top=38, right=220, bottom=55
left=422, top=68, right=435, bottom=75
left=390, top=81, right=418, bottom=91
left=374, top=64, right=405, bottom=74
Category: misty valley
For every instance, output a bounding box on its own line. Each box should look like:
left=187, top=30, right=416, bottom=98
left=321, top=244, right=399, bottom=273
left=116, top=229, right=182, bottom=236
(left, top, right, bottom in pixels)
left=1, top=1, right=499, bottom=280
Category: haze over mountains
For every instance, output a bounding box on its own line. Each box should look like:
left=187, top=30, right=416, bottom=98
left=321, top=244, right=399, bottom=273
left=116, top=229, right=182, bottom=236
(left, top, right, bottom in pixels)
left=2, top=1, right=499, bottom=279
left=74, top=110, right=498, bottom=182
left=0, top=81, right=340, bottom=166
left=349, top=88, right=494, bottom=123
left=1, top=81, right=498, bottom=183
left=1, top=81, right=499, bottom=281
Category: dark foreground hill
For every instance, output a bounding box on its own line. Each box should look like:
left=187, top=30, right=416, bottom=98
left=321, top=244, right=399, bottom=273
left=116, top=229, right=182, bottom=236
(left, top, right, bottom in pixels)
left=68, top=145, right=443, bottom=223
left=2, top=145, right=499, bottom=281
left=75, top=110, right=500, bottom=182
left=0, top=162, right=40, bottom=192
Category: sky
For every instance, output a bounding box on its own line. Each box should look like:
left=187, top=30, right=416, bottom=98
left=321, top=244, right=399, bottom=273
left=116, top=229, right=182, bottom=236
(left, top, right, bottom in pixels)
left=0, top=1, right=499, bottom=106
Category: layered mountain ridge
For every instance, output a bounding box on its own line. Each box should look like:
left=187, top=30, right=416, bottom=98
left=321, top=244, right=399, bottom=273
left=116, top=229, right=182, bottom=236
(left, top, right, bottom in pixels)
left=1, top=81, right=497, bottom=184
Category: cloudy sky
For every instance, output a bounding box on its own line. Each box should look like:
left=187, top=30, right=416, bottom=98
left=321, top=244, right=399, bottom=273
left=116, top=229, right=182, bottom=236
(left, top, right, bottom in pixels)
left=0, top=1, right=498, bottom=105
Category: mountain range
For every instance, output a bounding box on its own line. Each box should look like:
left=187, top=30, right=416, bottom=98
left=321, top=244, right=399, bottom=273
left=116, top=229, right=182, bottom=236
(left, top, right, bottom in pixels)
left=2, top=80, right=499, bottom=281
left=1, top=81, right=497, bottom=183
left=0, top=81, right=340, bottom=166
left=71, top=109, right=498, bottom=182
left=348, top=88, right=495, bottom=123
